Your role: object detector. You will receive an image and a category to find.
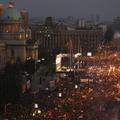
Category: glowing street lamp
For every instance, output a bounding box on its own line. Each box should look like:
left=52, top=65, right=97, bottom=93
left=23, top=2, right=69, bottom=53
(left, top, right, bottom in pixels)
left=41, top=58, right=45, bottom=61
left=33, top=113, right=35, bottom=116
left=58, top=92, right=62, bottom=97
left=75, top=85, right=78, bottom=89
left=38, top=110, right=41, bottom=114
left=87, top=52, right=92, bottom=57
left=37, top=59, right=41, bottom=63
left=26, top=57, right=31, bottom=60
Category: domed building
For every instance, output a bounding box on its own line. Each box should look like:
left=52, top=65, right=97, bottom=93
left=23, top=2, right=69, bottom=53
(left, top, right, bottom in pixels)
left=0, top=1, right=38, bottom=68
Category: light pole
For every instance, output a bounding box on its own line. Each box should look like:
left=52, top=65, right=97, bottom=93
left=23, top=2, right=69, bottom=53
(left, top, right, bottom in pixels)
left=34, top=59, right=41, bottom=80
left=35, top=60, right=41, bottom=71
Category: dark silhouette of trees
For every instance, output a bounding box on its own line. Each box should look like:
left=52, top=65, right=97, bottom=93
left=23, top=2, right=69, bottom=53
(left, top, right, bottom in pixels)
left=104, top=27, right=114, bottom=43
left=24, top=59, right=35, bottom=74
left=0, top=62, right=24, bottom=113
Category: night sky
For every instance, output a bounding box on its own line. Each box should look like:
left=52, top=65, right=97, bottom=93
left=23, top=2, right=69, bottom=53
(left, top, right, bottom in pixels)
left=1, top=0, right=120, bottom=20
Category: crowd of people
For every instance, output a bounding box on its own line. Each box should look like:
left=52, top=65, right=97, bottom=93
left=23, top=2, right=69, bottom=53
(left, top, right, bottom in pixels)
left=2, top=61, right=120, bottom=120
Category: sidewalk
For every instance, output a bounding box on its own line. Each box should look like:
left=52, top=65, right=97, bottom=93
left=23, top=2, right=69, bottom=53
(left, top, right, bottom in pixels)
left=30, top=66, right=48, bottom=93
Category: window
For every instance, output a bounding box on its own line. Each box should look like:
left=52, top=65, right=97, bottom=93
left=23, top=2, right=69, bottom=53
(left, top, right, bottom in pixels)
left=19, top=34, right=22, bottom=39
left=26, top=33, right=28, bottom=38
left=11, top=49, right=15, bottom=57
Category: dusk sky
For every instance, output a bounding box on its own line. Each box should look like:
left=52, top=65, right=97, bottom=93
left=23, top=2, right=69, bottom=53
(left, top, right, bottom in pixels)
left=1, top=0, right=120, bottom=20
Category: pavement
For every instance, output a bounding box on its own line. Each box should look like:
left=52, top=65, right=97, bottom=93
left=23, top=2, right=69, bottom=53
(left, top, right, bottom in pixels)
left=31, top=67, right=43, bottom=93
left=31, top=72, right=40, bottom=94
left=31, top=66, right=50, bottom=94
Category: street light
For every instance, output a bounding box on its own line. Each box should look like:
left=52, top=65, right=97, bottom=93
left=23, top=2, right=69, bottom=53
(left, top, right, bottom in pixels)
left=37, top=59, right=41, bottom=63
left=35, top=59, right=41, bottom=72
left=41, top=58, right=45, bottom=61
left=32, top=107, right=42, bottom=117
left=26, top=57, right=31, bottom=60
left=33, top=113, right=35, bottom=116
left=75, top=85, right=78, bottom=89
left=58, top=92, right=62, bottom=97
left=38, top=110, right=41, bottom=114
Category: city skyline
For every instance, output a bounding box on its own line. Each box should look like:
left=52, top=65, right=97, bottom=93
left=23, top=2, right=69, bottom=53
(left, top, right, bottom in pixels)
left=1, top=0, right=120, bottom=20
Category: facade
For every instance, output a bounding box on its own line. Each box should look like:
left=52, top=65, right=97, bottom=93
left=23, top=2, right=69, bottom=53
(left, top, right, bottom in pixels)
left=33, top=17, right=103, bottom=58
left=0, top=2, right=38, bottom=68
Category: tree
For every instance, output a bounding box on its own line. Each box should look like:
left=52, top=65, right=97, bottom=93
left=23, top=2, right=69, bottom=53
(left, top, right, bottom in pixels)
left=24, top=58, right=35, bottom=74
left=104, top=27, right=114, bottom=43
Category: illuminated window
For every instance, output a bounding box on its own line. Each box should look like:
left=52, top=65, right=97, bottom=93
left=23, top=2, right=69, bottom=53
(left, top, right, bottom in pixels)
left=19, top=34, right=22, bottom=39
left=26, top=33, right=28, bottom=38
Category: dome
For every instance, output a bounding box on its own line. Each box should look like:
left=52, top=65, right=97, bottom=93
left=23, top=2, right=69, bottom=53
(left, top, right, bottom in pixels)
left=1, top=6, right=21, bottom=21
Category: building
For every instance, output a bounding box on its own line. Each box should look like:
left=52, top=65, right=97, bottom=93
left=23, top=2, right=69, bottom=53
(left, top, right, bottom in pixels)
left=0, top=2, right=38, bottom=68
left=33, top=17, right=103, bottom=59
